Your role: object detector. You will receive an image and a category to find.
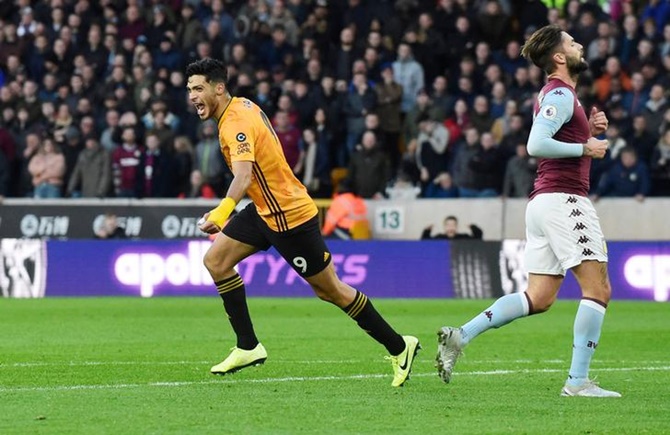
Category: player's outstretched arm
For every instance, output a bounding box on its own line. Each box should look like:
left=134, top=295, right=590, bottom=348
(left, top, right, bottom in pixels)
left=198, top=161, right=253, bottom=234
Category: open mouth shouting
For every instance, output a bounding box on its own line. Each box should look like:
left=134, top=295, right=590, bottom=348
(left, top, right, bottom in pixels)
left=194, top=102, right=206, bottom=117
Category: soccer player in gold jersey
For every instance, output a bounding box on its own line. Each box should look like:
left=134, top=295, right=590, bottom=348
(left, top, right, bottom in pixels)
left=186, top=58, right=419, bottom=387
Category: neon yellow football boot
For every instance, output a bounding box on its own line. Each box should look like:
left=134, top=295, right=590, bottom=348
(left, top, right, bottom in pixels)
left=210, top=343, right=267, bottom=375
left=389, top=335, right=421, bottom=387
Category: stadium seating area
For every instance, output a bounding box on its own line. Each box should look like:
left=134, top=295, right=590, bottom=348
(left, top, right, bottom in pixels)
left=1, top=0, right=670, bottom=201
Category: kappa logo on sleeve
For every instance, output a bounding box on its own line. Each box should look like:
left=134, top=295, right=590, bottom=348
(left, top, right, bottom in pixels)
left=236, top=132, right=247, bottom=142
left=541, top=105, right=557, bottom=120
left=552, top=89, right=565, bottom=96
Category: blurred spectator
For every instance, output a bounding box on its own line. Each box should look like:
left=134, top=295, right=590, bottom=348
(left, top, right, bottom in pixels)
left=416, top=114, right=450, bottom=192
left=321, top=180, right=369, bottom=240
left=0, top=150, right=9, bottom=198
left=502, top=143, right=537, bottom=198
left=641, top=0, right=670, bottom=37
left=17, top=6, right=37, bottom=39
left=657, top=107, right=670, bottom=138
left=67, top=138, right=111, bottom=198
left=177, top=4, right=204, bottom=51
left=139, top=133, right=175, bottom=198
left=430, top=75, right=456, bottom=120
left=495, top=109, right=528, bottom=161
left=270, top=1, right=300, bottom=46
left=661, top=23, right=670, bottom=58
left=153, top=35, right=183, bottom=72
left=424, top=172, right=459, bottom=199
left=650, top=129, right=670, bottom=196
left=443, top=99, right=470, bottom=145
left=346, top=130, right=390, bottom=199
left=100, top=110, right=120, bottom=152
left=145, top=6, right=172, bottom=50
left=587, top=37, right=612, bottom=81
left=28, top=138, right=65, bottom=198
left=112, top=127, right=143, bottom=198
left=594, top=56, right=632, bottom=103
left=473, top=41, right=494, bottom=84
left=329, top=27, right=362, bottom=82
left=375, top=64, right=403, bottom=170
left=172, top=136, right=194, bottom=198
left=119, top=5, right=146, bottom=43
left=463, top=131, right=504, bottom=197
left=446, top=15, right=476, bottom=68
left=622, top=72, right=649, bottom=117
left=392, top=43, right=424, bottom=115
left=593, top=147, right=651, bottom=201
left=618, top=14, right=641, bottom=66
left=642, top=84, right=669, bottom=136
left=146, top=109, right=176, bottom=153
left=0, top=125, right=16, bottom=172
left=181, top=170, right=216, bottom=199
left=421, top=215, right=483, bottom=240
left=60, top=127, right=84, bottom=190
left=311, top=106, right=335, bottom=167
left=258, top=24, right=295, bottom=71
left=470, top=95, right=495, bottom=135
left=453, top=129, right=501, bottom=198
left=343, top=72, right=377, bottom=161
left=625, top=114, right=659, bottom=166
left=273, top=93, right=300, bottom=129
left=509, top=66, right=535, bottom=113
left=292, top=80, right=317, bottom=129
left=95, top=213, right=127, bottom=239
left=363, top=113, right=382, bottom=144
left=386, top=170, right=421, bottom=200
left=488, top=81, right=509, bottom=120
left=296, top=127, right=331, bottom=198
left=452, top=127, right=481, bottom=196
left=0, top=23, right=21, bottom=70
left=477, top=0, right=511, bottom=50
left=194, top=120, right=228, bottom=197
left=274, top=110, right=302, bottom=173
left=17, top=132, right=41, bottom=197
left=403, top=90, right=445, bottom=151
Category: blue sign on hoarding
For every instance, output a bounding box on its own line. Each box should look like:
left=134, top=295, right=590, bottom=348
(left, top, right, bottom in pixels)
left=45, top=240, right=454, bottom=298
left=24, top=239, right=670, bottom=301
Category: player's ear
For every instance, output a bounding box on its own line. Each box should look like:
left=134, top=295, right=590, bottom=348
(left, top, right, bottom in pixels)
left=215, top=82, right=226, bottom=95
left=553, top=51, right=565, bottom=65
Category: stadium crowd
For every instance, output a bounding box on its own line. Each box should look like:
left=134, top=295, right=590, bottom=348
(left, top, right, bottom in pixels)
left=1, top=0, right=670, bottom=201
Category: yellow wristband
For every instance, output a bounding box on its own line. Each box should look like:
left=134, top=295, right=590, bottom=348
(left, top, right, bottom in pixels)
left=207, top=197, right=237, bottom=227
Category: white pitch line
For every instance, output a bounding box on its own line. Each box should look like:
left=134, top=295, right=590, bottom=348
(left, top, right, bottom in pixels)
left=3, top=359, right=668, bottom=368
left=1, top=366, right=669, bottom=393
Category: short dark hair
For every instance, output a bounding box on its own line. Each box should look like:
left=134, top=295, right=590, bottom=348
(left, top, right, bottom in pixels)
left=444, top=215, right=458, bottom=223
left=185, top=58, right=228, bottom=85
left=521, top=24, right=564, bottom=74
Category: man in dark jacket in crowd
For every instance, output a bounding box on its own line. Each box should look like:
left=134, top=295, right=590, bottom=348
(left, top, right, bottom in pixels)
left=67, top=138, right=111, bottom=198
left=346, top=130, right=390, bottom=199
left=421, top=215, right=483, bottom=240
left=593, top=146, right=651, bottom=201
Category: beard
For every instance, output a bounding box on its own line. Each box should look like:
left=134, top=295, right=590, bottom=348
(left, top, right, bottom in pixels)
left=567, top=55, right=589, bottom=76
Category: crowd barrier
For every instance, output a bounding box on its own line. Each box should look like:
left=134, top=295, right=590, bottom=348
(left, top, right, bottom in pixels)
left=1, top=239, right=667, bottom=302
left=1, top=198, right=669, bottom=241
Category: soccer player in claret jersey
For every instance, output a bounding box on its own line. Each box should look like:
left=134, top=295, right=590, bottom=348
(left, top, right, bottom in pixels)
left=186, top=58, right=420, bottom=387
left=436, top=25, right=621, bottom=397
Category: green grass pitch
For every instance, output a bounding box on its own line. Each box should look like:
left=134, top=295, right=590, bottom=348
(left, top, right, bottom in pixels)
left=1, top=298, right=668, bottom=434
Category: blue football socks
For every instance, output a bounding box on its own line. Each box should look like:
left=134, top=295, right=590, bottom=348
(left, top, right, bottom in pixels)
left=461, top=292, right=530, bottom=345
left=566, top=299, right=607, bottom=387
